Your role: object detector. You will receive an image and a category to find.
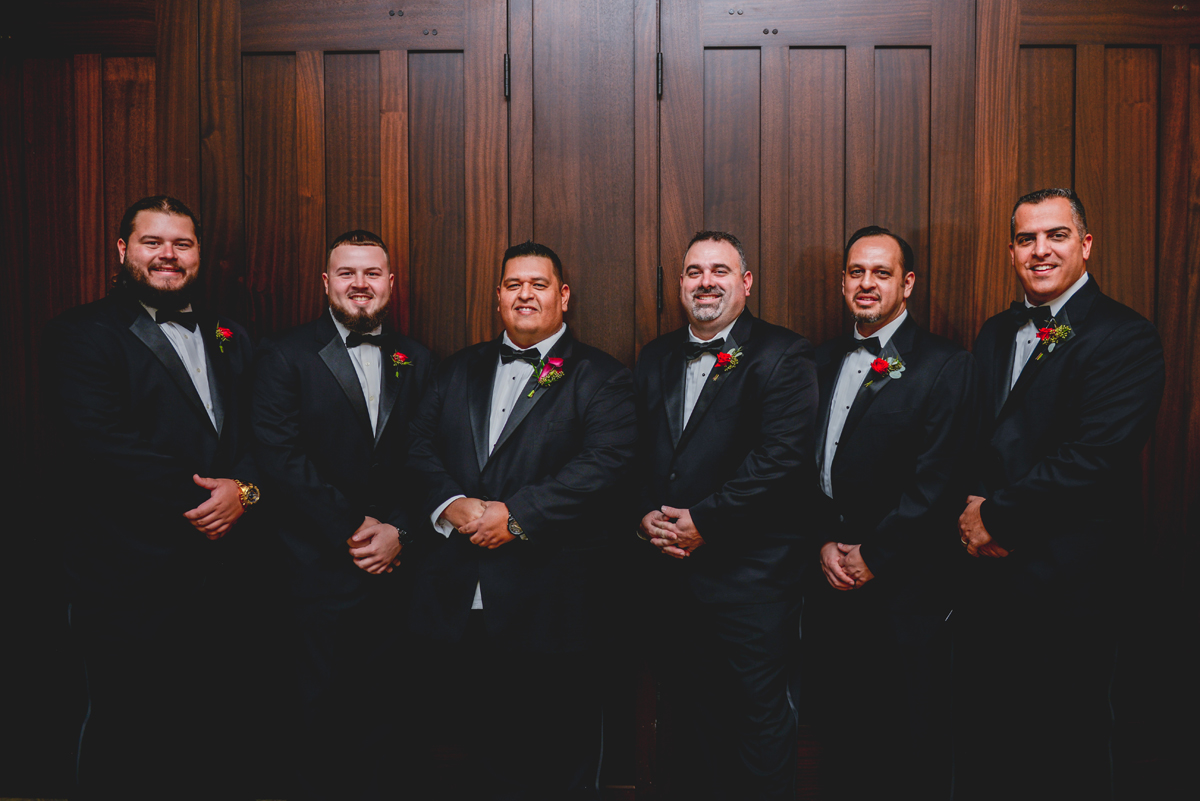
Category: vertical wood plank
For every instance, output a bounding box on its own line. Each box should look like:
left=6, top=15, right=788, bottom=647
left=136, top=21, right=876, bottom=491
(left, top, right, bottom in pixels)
left=973, top=0, right=1020, bottom=334
left=155, top=0, right=200, bottom=208
left=464, top=0, right=509, bottom=345
left=633, top=0, right=660, bottom=356
left=1016, top=47, right=1075, bottom=196
left=102, top=56, right=156, bottom=281
left=1073, top=44, right=1105, bottom=274
left=380, top=50, right=410, bottom=335
left=875, top=48, right=930, bottom=326
left=325, top=52, right=381, bottom=240
left=1187, top=49, right=1200, bottom=564
left=759, top=43, right=789, bottom=327
left=508, top=0, right=535, bottom=242
left=845, top=44, right=875, bottom=238
left=789, top=48, right=846, bottom=348
left=296, top=51, right=327, bottom=325
left=74, top=53, right=107, bottom=304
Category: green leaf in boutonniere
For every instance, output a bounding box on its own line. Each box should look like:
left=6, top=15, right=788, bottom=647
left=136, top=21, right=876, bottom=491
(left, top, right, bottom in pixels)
left=712, top=347, right=743, bottom=381
left=864, top=356, right=905, bottom=387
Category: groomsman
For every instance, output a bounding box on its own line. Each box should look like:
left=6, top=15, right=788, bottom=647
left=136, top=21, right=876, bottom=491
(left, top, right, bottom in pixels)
left=805, top=226, right=976, bottom=800
left=957, top=189, right=1165, bottom=800
left=405, top=241, right=636, bottom=799
left=634, top=231, right=818, bottom=800
left=252, top=230, right=433, bottom=800
left=43, top=195, right=259, bottom=798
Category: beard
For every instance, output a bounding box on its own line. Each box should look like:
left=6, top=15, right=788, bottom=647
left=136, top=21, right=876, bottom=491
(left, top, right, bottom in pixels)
left=330, top=301, right=389, bottom=334
left=119, top=261, right=196, bottom=312
left=688, top=287, right=727, bottom=322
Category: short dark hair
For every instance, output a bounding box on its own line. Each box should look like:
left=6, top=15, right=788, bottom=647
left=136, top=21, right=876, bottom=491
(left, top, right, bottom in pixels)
left=328, top=229, right=389, bottom=262
left=1010, top=188, right=1088, bottom=240
left=501, top=240, right=564, bottom=283
left=843, top=225, right=915, bottom=275
left=684, top=230, right=747, bottom=273
left=118, top=195, right=201, bottom=244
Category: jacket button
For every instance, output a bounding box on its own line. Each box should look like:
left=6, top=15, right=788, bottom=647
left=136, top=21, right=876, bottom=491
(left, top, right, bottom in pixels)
left=669, top=472, right=677, bottom=481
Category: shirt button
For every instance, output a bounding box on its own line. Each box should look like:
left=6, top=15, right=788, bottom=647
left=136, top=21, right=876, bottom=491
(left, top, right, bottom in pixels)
left=195, top=368, right=201, bottom=373
left=365, top=361, right=371, bottom=367
left=183, top=334, right=189, bottom=340
left=369, top=395, right=376, bottom=402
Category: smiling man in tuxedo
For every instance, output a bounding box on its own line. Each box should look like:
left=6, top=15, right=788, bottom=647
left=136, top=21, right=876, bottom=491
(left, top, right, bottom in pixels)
left=43, top=195, right=260, bottom=798
left=634, top=231, right=818, bottom=800
left=251, top=229, right=433, bottom=800
left=805, top=226, right=976, bottom=800
left=405, top=241, right=636, bottom=799
left=957, top=189, right=1165, bottom=800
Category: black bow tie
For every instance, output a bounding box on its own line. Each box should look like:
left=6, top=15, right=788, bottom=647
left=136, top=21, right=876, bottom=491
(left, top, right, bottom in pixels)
left=500, top=344, right=542, bottom=366
left=1010, top=302, right=1054, bottom=326
left=684, top=338, right=726, bottom=361
left=155, top=310, right=197, bottom=332
left=345, top=332, right=387, bottom=348
left=853, top=336, right=882, bottom=356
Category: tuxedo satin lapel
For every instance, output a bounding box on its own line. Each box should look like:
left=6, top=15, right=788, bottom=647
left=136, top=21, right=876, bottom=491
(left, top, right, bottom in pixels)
left=1000, top=308, right=1075, bottom=419
left=318, top=336, right=374, bottom=438
left=838, top=338, right=901, bottom=448
left=676, top=331, right=740, bottom=453
left=374, top=336, right=406, bottom=445
left=661, top=337, right=685, bottom=449
left=993, top=319, right=1017, bottom=417
left=491, top=335, right=574, bottom=458
left=199, top=315, right=228, bottom=437
left=128, top=310, right=215, bottom=431
left=468, top=342, right=498, bottom=473
left=814, top=347, right=847, bottom=469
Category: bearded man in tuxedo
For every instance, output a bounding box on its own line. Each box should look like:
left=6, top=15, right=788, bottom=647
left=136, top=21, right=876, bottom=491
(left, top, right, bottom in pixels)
left=957, top=188, right=1165, bottom=800
left=43, top=195, right=260, bottom=799
left=404, top=241, right=636, bottom=799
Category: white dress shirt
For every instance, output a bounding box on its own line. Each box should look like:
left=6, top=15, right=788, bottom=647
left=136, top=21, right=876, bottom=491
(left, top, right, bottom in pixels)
left=820, top=310, right=909, bottom=499
left=1011, top=272, right=1089, bottom=389
left=141, top=302, right=217, bottom=429
left=684, top=319, right=739, bottom=427
left=329, top=309, right=384, bottom=432
left=431, top=323, right=568, bottom=609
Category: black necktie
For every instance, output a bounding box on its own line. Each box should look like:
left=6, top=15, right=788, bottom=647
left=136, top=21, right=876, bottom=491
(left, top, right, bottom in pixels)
left=684, top=338, right=726, bottom=361
left=345, top=332, right=387, bottom=348
left=854, top=336, right=882, bottom=356
left=500, top=344, right=542, bottom=367
left=1010, top=301, right=1053, bottom=327
left=155, top=309, right=197, bottom=332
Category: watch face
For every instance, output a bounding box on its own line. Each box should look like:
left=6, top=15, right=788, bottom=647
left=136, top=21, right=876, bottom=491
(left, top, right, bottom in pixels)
left=243, top=485, right=261, bottom=504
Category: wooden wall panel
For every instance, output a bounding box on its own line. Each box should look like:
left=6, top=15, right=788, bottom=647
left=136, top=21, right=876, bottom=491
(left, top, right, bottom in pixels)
left=408, top=51, right=468, bottom=358
left=73, top=53, right=107, bottom=305
left=789, top=47, right=846, bottom=346
left=702, top=47, right=761, bottom=314
left=102, top=57, right=156, bottom=267
left=155, top=0, right=200, bottom=208
left=632, top=0, right=660, bottom=355
left=508, top=0, right=535, bottom=242
left=295, top=51, right=328, bottom=322
left=874, top=48, right=931, bottom=324
left=759, top=44, right=790, bottom=326
left=1016, top=47, right=1075, bottom=196
left=380, top=50, right=410, bottom=335
left=324, top=53, right=382, bottom=241
left=241, top=0, right=466, bottom=52
left=844, top=44, right=876, bottom=237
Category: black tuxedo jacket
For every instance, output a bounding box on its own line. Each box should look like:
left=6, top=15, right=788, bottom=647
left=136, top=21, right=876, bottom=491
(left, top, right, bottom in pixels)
left=634, top=310, right=819, bottom=604
left=813, top=315, right=977, bottom=590
left=252, top=313, right=435, bottom=599
left=973, top=276, right=1164, bottom=593
left=43, top=290, right=257, bottom=602
left=405, top=330, right=636, bottom=653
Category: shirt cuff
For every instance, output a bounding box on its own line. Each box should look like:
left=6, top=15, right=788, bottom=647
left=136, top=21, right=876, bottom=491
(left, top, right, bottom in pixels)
left=431, top=495, right=465, bottom=538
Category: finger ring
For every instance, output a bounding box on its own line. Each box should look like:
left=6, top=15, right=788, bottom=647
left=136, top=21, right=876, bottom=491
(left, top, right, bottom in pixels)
left=961, top=537, right=969, bottom=545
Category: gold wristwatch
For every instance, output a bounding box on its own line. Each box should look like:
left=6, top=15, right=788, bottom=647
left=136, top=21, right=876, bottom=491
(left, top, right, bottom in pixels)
left=234, top=480, right=261, bottom=509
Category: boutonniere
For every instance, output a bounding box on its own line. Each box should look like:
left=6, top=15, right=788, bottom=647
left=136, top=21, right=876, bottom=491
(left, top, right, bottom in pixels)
left=215, top=326, right=233, bottom=353
left=712, top=347, right=743, bottom=381
left=391, top=351, right=413, bottom=377
left=1035, top=323, right=1073, bottom=354
left=865, top=356, right=905, bottom=386
left=529, top=357, right=565, bottom=397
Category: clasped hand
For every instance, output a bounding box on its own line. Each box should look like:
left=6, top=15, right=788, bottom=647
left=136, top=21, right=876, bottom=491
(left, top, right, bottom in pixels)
left=639, top=506, right=705, bottom=559
left=443, top=497, right=515, bottom=549
left=820, top=541, right=875, bottom=590
left=958, top=495, right=1010, bottom=558
left=347, top=515, right=402, bottom=574
left=182, top=474, right=244, bottom=540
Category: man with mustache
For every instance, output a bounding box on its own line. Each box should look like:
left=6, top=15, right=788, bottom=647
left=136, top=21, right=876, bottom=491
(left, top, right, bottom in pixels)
left=805, top=226, right=976, bottom=799
left=43, top=195, right=260, bottom=798
left=405, top=241, right=636, bottom=798
left=633, top=231, right=818, bottom=800
left=251, top=229, right=434, bottom=800
left=956, top=189, right=1165, bottom=799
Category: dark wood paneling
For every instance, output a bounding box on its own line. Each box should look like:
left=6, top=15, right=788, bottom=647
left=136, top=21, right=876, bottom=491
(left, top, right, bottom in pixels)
left=241, top=0, right=465, bottom=51
left=508, top=0, right=535, bottom=242
left=1187, top=49, right=1200, bottom=549
left=74, top=53, right=107, bottom=305
left=102, top=56, right=157, bottom=265
left=703, top=47, right=760, bottom=314
left=700, top=0, right=931, bottom=46
left=380, top=50, right=409, bottom=335
left=759, top=43, right=789, bottom=326
left=1073, top=44, right=1105, bottom=275
left=14, top=1, right=156, bottom=55
left=324, top=52, right=381, bottom=241
left=156, top=0, right=200, bottom=208
left=789, top=47, right=845, bottom=346
left=1016, top=47, right=1075, bottom=196
left=1020, top=0, right=1200, bottom=45
left=1099, top=46, right=1158, bottom=319
left=409, top=50, right=467, bottom=358
left=296, top=51, right=328, bottom=324
left=845, top=44, right=875, bottom=238
left=633, top=0, right=660, bottom=356
left=242, top=54, right=299, bottom=335
left=874, top=48, right=930, bottom=324
left=532, top=0, right=636, bottom=364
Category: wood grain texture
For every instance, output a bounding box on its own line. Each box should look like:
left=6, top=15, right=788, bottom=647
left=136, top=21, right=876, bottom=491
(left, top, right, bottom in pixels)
left=508, top=0, right=535, bottom=242
left=324, top=53, right=381, bottom=241
left=700, top=0, right=931, bottom=46
left=703, top=47, right=760, bottom=315
left=241, top=0, right=465, bottom=51
left=789, top=48, right=846, bottom=348
left=296, top=51, right=328, bottom=326
left=74, top=53, right=107, bottom=304
left=463, top=0, right=508, bottom=346
left=409, top=51, right=468, bottom=358
left=1187, top=49, right=1200, bottom=561
left=759, top=43, right=789, bottom=327
left=1020, top=0, right=1200, bottom=45
left=102, top=56, right=157, bottom=274
left=633, top=0, right=660, bottom=357
left=1073, top=44, right=1105, bottom=277
left=875, top=48, right=930, bottom=327
left=156, top=0, right=200, bottom=208
left=1016, top=47, right=1074, bottom=196
left=845, top=44, right=875, bottom=239
left=242, top=54, right=299, bottom=336
left=532, top=0, right=636, bottom=364
left=16, top=1, right=156, bottom=55
left=380, top=50, right=409, bottom=335
left=1099, top=46, right=1158, bottom=320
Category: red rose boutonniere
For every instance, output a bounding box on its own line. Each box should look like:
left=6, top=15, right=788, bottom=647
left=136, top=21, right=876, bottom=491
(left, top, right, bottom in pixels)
left=529, top=357, right=565, bottom=397
left=712, top=347, right=744, bottom=381
left=215, top=326, right=233, bottom=353
left=392, top=351, right=413, bottom=377
left=864, top=355, right=905, bottom=387
left=1036, top=324, right=1072, bottom=353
